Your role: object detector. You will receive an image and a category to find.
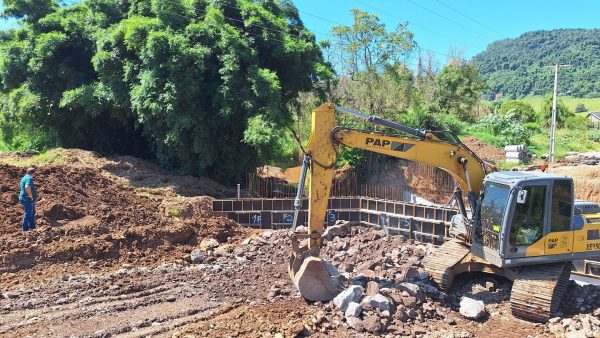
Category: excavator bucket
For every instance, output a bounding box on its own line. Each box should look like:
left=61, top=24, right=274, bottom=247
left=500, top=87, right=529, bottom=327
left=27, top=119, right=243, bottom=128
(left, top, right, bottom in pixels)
left=288, top=252, right=343, bottom=302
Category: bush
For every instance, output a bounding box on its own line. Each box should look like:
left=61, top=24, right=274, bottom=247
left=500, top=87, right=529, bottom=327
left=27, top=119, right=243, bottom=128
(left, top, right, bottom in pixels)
left=498, top=100, right=536, bottom=122
left=475, top=112, right=532, bottom=146
left=575, top=103, right=587, bottom=113
left=563, top=115, right=591, bottom=130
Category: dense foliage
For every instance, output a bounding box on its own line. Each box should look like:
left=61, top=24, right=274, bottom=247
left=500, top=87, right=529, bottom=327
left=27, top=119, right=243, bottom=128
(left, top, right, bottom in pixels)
left=473, top=29, right=600, bottom=99
left=0, top=0, right=328, bottom=182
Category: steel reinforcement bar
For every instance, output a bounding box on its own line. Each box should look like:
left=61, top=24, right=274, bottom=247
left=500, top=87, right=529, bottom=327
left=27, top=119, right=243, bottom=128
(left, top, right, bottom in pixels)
left=212, top=197, right=458, bottom=244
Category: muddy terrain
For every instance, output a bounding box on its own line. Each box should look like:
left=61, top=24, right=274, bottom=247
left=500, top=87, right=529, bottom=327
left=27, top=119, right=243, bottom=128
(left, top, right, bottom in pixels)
left=0, top=149, right=598, bottom=337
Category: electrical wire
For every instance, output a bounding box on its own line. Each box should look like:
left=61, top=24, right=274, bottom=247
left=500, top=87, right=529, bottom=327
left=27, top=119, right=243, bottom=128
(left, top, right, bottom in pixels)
left=353, top=0, right=484, bottom=50
left=434, top=0, right=506, bottom=38
left=405, top=0, right=491, bottom=39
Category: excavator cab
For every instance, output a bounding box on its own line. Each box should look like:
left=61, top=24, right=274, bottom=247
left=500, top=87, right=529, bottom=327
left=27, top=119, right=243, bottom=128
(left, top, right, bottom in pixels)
left=471, top=171, right=578, bottom=267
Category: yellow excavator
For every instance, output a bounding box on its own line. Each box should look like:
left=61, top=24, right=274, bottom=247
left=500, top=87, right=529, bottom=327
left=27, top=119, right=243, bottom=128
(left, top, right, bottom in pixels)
left=288, top=102, right=600, bottom=322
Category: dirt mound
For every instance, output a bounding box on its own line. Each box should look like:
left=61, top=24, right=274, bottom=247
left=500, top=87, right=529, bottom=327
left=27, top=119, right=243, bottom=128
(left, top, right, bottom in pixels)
left=0, top=162, right=249, bottom=274
left=461, top=135, right=505, bottom=164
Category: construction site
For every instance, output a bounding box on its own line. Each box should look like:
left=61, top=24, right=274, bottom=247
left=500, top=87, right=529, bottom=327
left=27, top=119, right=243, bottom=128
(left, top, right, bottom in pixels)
left=2, top=1, right=600, bottom=337
left=0, top=135, right=598, bottom=337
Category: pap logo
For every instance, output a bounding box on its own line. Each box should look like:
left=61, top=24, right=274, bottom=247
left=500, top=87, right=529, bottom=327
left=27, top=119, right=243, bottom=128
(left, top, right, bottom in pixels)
left=365, top=138, right=414, bottom=152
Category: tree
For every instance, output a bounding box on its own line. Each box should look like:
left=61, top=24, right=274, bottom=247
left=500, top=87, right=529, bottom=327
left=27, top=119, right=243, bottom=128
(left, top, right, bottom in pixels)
left=498, top=100, right=536, bottom=122
left=330, top=9, right=414, bottom=76
left=431, top=62, right=486, bottom=120
left=575, top=103, right=587, bottom=113
left=541, top=93, right=574, bottom=127
left=0, top=0, right=328, bottom=183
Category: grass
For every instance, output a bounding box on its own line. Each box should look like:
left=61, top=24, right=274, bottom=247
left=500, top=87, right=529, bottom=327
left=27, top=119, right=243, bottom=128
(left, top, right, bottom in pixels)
left=168, top=207, right=181, bottom=218
left=0, top=148, right=66, bottom=167
left=520, top=95, right=600, bottom=113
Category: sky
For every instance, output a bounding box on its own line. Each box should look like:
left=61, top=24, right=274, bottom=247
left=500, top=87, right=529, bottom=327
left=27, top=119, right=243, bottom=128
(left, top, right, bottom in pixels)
left=2, top=0, right=599, bottom=61
left=294, top=0, right=600, bottom=61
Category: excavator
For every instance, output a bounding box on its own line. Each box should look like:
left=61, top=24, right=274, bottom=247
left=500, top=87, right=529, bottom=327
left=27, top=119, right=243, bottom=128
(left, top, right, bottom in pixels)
left=288, top=102, right=600, bottom=322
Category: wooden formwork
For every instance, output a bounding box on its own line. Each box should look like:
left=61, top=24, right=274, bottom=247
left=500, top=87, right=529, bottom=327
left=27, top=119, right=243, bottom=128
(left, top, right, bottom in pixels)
left=212, top=197, right=458, bottom=244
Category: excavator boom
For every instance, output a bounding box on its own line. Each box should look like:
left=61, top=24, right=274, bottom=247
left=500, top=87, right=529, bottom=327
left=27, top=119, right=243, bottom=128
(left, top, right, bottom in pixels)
left=288, top=102, right=488, bottom=301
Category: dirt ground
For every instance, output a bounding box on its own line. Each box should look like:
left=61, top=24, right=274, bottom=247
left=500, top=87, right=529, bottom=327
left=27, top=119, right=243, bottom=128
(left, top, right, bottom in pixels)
left=0, top=149, right=598, bottom=338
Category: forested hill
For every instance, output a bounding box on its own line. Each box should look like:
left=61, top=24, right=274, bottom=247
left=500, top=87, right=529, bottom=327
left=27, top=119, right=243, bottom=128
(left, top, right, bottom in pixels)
left=472, top=29, right=600, bottom=99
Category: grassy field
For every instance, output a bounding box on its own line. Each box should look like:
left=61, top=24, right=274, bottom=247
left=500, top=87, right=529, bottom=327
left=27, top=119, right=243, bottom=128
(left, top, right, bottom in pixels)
left=520, top=95, right=600, bottom=113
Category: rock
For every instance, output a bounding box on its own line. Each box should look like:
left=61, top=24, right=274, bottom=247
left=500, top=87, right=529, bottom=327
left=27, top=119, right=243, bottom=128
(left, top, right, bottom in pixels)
left=2, top=291, right=19, bottom=299
left=366, top=281, right=380, bottom=296
left=400, top=295, right=418, bottom=308
left=362, top=315, right=383, bottom=333
left=324, top=221, right=351, bottom=240
left=242, top=238, right=252, bottom=245
left=199, top=237, right=219, bottom=250
left=413, top=325, right=428, bottom=335
left=333, top=285, right=362, bottom=312
left=261, top=231, right=273, bottom=239
left=459, top=297, right=485, bottom=320
left=364, top=294, right=391, bottom=312
left=346, top=317, right=364, bottom=331
left=344, top=302, right=362, bottom=318
left=398, top=282, right=421, bottom=297
left=189, top=249, right=206, bottom=263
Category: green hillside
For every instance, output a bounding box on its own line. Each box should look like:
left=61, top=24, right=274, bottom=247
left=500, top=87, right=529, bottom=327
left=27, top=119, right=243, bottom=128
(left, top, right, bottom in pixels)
left=520, top=96, right=600, bottom=113
left=473, top=29, right=600, bottom=99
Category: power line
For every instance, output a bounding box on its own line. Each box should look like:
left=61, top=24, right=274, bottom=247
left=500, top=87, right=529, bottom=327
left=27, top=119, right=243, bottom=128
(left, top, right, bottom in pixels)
left=352, top=0, right=484, bottom=50
left=404, top=0, right=491, bottom=39
left=433, top=0, right=506, bottom=38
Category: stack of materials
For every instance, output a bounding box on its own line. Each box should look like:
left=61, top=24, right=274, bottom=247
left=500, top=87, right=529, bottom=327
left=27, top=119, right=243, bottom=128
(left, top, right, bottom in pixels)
left=505, top=144, right=528, bottom=163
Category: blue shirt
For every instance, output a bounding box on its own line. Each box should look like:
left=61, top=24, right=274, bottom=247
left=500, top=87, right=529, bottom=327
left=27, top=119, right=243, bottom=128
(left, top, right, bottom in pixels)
left=19, top=174, right=38, bottom=202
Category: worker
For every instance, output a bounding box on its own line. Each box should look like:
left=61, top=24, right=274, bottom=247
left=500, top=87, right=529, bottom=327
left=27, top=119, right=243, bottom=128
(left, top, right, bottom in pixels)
left=19, top=167, right=38, bottom=232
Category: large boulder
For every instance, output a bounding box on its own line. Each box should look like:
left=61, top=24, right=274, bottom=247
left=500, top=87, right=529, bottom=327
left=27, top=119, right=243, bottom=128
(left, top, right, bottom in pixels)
left=324, top=221, right=352, bottom=240
left=333, top=285, right=363, bottom=312
left=459, top=297, right=486, bottom=320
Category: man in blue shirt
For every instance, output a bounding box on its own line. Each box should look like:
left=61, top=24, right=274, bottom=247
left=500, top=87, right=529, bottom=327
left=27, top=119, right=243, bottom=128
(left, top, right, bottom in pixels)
left=19, top=167, right=38, bottom=232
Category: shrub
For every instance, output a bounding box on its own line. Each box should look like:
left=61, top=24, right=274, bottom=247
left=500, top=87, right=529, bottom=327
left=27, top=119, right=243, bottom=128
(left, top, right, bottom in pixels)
left=476, top=112, right=532, bottom=146
left=575, top=103, right=587, bottom=113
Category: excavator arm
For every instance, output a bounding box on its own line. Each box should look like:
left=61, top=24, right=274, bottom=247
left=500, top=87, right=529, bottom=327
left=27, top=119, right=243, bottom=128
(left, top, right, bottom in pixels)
left=288, top=102, right=489, bottom=301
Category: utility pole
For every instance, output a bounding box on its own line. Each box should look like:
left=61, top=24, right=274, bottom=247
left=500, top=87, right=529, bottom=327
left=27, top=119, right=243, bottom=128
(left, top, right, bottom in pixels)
left=545, top=64, right=571, bottom=165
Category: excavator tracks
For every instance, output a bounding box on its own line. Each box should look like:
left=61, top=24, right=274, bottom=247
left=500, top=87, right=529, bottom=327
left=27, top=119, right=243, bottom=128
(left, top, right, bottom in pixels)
left=422, top=240, right=470, bottom=291
left=510, top=262, right=571, bottom=322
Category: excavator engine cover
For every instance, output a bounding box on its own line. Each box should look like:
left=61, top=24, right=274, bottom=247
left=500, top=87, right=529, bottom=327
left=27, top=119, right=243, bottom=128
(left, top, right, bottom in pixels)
left=288, top=251, right=342, bottom=302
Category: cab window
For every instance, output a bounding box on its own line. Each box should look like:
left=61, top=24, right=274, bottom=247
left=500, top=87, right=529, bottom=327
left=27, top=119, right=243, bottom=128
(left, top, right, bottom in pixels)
left=550, top=180, right=572, bottom=232
left=510, top=185, right=546, bottom=246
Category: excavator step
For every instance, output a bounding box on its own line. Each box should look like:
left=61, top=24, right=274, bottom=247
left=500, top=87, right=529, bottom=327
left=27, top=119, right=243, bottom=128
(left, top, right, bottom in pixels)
left=510, top=262, right=571, bottom=322
left=422, top=239, right=471, bottom=291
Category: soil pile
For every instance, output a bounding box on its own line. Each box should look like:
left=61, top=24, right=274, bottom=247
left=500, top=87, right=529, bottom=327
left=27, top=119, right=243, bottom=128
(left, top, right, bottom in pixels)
left=461, top=136, right=505, bottom=164
left=0, top=160, right=248, bottom=275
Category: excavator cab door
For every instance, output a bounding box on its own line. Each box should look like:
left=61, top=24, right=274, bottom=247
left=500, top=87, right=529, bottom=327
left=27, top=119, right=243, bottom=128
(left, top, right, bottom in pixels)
left=543, top=179, right=574, bottom=255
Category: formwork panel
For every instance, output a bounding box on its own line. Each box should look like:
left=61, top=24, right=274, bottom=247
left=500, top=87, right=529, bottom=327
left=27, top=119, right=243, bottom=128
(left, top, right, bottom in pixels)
left=425, top=207, right=434, bottom=219
left=376, top=201, right=385, bottom=212
left=233, top=200, right=242, bottom=211
left=415, top=206, right=424, bottom=218
left=385, top=202, right=394, bottom=213
left=340, top=199, right=350, bottom=209
left=263, top=200, right=273, bottom=211
left=405, top=205, right=414, bottom=216
left=282, top=199, right=294, bottom=210
left=222, top=200, right=233, bottom=212
left=351, top=198, right=360, bottom=209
